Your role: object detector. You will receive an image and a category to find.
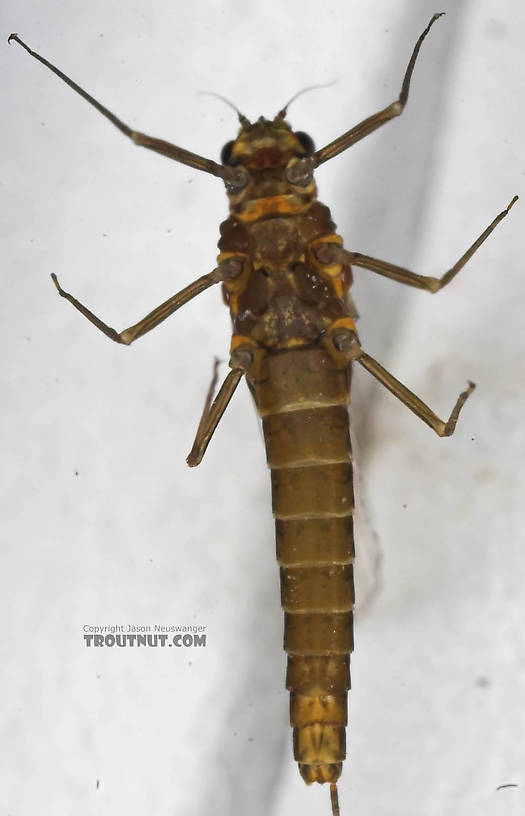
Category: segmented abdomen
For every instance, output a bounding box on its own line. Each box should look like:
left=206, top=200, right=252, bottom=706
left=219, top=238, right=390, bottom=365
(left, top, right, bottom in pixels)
left=248, top=346, right=354, bottom=784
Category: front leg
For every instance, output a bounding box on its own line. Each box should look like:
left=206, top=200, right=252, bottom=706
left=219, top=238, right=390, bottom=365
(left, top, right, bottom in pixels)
left=51, top=269, right=221, bottom=345
left=8, top=34, right=246, bottom=190
left=313, top=14, right=444, bottom=167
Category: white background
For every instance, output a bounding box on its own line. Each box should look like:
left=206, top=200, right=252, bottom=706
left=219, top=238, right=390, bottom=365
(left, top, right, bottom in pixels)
left=2, top=1, right=524, bottom=815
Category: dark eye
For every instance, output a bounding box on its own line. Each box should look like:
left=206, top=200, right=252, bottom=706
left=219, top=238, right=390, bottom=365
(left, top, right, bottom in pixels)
left=295, top=131, right=315, bottom=155
left=221, top=140, right=235, bottom=165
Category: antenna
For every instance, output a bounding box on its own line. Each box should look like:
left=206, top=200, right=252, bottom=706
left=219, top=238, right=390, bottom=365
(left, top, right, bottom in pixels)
left=198, top=91, right=251, bottom=128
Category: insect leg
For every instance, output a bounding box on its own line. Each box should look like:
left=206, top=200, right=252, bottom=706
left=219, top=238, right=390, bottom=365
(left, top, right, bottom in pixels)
left=347, top=197, right=518, bottom=292
left=188, top=357, right=221, bottom=456
left=356, top=351, right=475, bottom=437
left=8, top=34, right=227, bottom=179
left=186, top=367, right=244, bottom=467
left=51, top=269, right=221, bottom=345
left=313, top=13, right=444, bottom=167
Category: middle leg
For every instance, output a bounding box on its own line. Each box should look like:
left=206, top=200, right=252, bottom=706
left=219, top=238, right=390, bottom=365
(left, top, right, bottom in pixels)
left=345, top=196, right=517, bottom=292
left=51, top=268, right=221, bottom=345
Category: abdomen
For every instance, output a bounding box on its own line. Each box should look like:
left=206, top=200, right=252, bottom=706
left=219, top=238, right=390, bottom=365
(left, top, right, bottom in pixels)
left=248, top=346, right=354, bottom=784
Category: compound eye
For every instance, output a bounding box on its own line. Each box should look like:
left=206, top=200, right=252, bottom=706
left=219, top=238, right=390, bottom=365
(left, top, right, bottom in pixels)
left=295, top=131, right=315, bottom=156
left=221, top=140, right=235, bottom=165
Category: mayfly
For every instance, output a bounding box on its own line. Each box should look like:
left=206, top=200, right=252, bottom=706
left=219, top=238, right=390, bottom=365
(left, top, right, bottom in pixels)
left=9, top=15, right=516, bottom=815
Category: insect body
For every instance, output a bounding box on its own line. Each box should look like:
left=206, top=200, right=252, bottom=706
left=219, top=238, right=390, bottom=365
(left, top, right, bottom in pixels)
left=9, top=15, right=516, bottom=815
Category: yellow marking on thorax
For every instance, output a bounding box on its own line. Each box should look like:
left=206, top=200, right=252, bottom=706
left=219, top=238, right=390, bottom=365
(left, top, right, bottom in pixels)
left=235, top=194, right=312, bottom=222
